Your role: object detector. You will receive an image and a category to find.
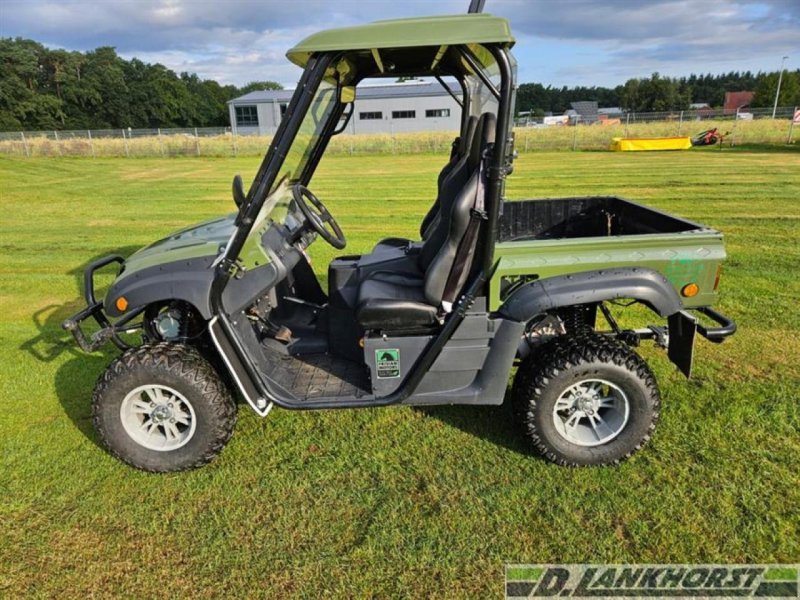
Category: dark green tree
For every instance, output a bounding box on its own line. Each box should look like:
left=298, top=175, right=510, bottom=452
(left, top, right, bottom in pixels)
left=752, top=70, right=800, bottom=108
left=237, top=80, right=283, bottom=95
left=0, top=38, right=63, bottom=129
left=621, top=73, right=690, bottom=112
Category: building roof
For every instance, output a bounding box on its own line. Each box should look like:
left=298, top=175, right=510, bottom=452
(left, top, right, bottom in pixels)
left=228, top=80, right=462, bottom=105
left=570, top=101, right=599, bottom=116
left=229, top=89, right=295, bottom=105
left=570, top=101, right=599, bottom=122
left=286, top=13, right=514, bottom=67
left=723, top=91, right=754, bottom=111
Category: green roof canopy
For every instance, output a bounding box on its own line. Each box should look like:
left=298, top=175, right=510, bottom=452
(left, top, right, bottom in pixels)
left=286, top=13, right=514, bottom=67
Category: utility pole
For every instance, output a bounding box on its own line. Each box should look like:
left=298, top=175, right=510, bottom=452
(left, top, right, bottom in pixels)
left=772, top=55, right=789, bottom=119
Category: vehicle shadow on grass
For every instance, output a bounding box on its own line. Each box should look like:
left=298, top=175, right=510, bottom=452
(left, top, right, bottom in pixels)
left=20, top=246, right=141, bottom=364
left=54, top=349, right=117, bottom=448
left=20, top=300, right=118, bottom=448
left=414, top=388, right=537, bottom=457
left=20, top=247, right=141, bottom=447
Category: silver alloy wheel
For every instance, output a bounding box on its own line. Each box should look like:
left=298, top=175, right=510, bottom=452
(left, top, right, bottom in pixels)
left=120, top=384, right=197, bottom=451
left=552, top=378, right=630, bottom=447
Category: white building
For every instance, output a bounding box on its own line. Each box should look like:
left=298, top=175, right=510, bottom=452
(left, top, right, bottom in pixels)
left=227, top=81, right=462, bottom=136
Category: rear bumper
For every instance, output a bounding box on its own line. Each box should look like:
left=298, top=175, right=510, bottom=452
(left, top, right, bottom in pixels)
left=694, top=306, right=737, bottom=343
left=61, top=255, right=141, bottom=352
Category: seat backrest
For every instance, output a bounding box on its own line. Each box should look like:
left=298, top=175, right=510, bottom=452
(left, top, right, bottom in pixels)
left=418, top=115, right=488, bottom=272
left=422, top=112, right=496, bottom=307
left=418, top=115, right=479, bottom=239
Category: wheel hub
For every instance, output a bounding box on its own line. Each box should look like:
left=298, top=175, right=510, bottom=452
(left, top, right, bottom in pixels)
left=150, top=404, right=172, bottom=423
left=576, top=396, right=596, bottom=413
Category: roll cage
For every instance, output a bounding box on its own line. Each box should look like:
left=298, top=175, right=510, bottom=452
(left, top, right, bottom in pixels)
left=208, top=42, right=517, bottom=410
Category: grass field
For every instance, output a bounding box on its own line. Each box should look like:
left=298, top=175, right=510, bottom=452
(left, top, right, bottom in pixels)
left=1, top=148, right=799, bottom=597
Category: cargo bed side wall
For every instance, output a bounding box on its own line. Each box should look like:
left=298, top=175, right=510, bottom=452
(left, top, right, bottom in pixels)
left=490, top=233, right=725, bottom=311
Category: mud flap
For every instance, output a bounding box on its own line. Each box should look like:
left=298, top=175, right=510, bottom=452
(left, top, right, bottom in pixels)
left=668, top=311, right=697, bottom=378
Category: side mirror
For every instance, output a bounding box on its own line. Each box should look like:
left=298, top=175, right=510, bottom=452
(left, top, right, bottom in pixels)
left=339, top=85, right=356, bottom=104
left=232, top=174, right=247, bottom=209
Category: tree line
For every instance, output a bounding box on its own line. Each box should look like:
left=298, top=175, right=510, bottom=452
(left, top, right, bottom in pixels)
left=1, top=37, right=799, bottom=131
left=518, top=69, right=800, bottom=116
left=0, top=38, right=282, bottom=131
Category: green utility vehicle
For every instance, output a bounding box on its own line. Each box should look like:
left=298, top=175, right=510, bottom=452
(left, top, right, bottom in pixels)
left=64, top=9, right=735, bottom=472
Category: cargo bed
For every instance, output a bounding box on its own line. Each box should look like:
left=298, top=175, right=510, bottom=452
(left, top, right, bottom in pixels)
left=489, top=196, right=726, bottom=310
left=497, top=196, right=710, bottom=241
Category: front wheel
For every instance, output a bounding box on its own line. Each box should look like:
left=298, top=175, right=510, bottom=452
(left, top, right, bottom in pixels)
left=512, top=334, right=660, bottom=466
left=92, top=343, right=237, bottom=472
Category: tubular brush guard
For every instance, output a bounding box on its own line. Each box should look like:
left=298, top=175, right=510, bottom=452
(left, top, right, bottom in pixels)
left=61, top=255, right=137, bottom=352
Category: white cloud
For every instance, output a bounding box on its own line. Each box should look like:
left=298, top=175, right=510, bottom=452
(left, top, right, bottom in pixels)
left=0, top=0, right=797, bottom=87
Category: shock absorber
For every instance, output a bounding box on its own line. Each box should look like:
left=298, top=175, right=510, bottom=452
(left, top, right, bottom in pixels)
left=557, top=304, right=597, bottom=334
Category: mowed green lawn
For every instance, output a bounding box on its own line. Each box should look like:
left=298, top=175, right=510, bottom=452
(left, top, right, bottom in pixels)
left=1, top=148, right=798, bottom=597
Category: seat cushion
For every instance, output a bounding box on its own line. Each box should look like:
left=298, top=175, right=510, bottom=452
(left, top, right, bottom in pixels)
left=356, top=272, right=438, bottom=330
left=371, top=237, right=411, bottom=254
left=360, top=271, right=423, bottom=293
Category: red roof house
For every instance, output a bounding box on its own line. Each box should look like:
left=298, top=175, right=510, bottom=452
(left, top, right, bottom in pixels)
left=723, top=91, right=754, bottom=114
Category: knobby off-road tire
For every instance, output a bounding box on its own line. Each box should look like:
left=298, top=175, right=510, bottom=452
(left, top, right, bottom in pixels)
left=93, top=343, right=237, bottom=472
left=512, top=334, right=660, bottom=466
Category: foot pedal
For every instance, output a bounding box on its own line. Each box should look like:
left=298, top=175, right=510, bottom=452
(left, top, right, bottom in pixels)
left=274, top=326, right=292, bottom=344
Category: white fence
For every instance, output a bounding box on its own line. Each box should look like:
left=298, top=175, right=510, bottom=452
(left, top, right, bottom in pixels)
left=515, top=105, right=798, bottom=127
left=0, top=107, right=797, bottom=158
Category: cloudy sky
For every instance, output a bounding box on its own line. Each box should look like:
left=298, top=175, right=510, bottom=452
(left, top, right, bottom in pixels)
left=1, top=0, right=798, bottom=88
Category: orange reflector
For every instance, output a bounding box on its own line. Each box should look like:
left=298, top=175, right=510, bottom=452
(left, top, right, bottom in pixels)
left=713, top=266, right=722, bottom=290
left=681, top=283, right=699, bottom=298
left=358, top=337, right=365, bottom=348
left=115, top=296, right=129, bottom=312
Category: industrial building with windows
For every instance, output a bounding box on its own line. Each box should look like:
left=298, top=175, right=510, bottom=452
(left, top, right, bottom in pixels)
left=227, top=80, right=462, bottom=135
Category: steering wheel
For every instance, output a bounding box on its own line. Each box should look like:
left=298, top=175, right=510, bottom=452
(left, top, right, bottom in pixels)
left=292, top=184, right=347, bottom=250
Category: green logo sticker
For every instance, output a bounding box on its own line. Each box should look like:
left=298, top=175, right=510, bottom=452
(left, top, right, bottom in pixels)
left=375, top=349, right=400, bottom=379
left=505, top=564, right=799, bottom=599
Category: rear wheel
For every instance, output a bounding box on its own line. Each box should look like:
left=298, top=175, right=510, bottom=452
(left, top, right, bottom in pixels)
left=93, top=343, right=237, bottom=472
left=512, top=334, right=660, bottom=466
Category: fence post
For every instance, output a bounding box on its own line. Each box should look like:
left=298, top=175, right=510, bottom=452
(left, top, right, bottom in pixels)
left=788, top=106, right=798, bottom=144
left=20, top=131, right=30, bottom=157
left=624, top=112, right=630, bottom=137
left=350, top=115, right=356, bottom=156
left=194, top=127, right=200, bottom=156
left=121, top=129, right=129, bottom=158
left=157, top=128, right=164, bottom=157
left=87, top=130, right=96, bottom=158
left=54, top=130, right=62, bottom=157
left=729, top=108, right=739, bottom=147
left=572, top=116, right=580, bottom=150
left=678, top=110, right=683, bottom=135
left=524, top=129, right=529, bottom=153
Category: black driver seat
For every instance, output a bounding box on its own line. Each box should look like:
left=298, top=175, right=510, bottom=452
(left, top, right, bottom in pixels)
left=356, top=112, right=495, bottom=331
left=370, top=115, right=479, bottom=255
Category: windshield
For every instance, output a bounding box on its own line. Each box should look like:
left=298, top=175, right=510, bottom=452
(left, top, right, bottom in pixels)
left=251, top=79, right=338, bottom=229
left=269, top=79, right=337, bottom=196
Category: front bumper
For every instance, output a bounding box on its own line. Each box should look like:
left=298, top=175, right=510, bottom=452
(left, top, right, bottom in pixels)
left=61, top=255, right=143, bottom=352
